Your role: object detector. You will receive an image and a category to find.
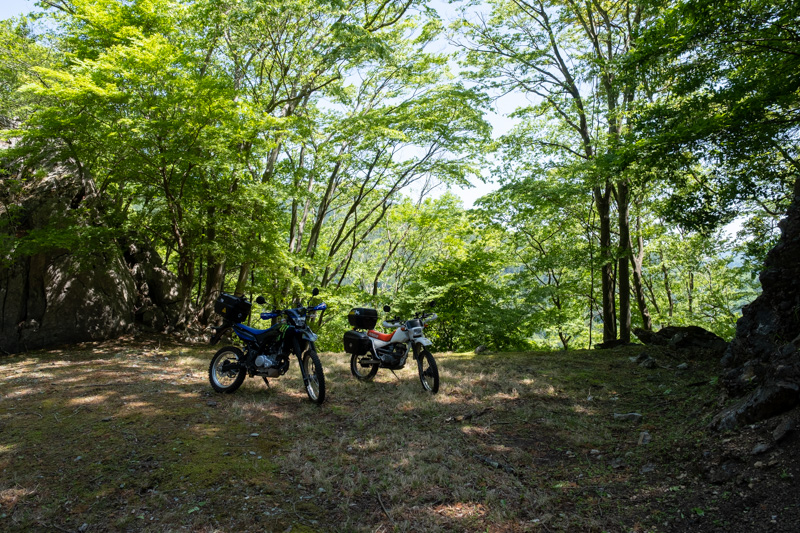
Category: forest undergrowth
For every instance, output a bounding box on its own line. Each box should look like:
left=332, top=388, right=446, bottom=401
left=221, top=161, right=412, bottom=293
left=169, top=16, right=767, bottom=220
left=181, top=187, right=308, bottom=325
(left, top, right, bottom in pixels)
left=1, top=335, right=798, bottom=532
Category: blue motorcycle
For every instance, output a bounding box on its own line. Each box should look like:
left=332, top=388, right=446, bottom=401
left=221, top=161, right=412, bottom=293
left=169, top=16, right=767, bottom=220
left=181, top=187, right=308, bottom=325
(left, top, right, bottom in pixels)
left=208, top=289, right=327, bottom=404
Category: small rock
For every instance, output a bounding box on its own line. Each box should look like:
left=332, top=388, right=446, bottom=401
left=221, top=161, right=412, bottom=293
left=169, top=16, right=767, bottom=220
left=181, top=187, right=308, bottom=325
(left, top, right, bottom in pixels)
left=207, top=401, right=217, bottom=407
left=250, top=433, right=260, bottom=437
left=640, top=463, right=656, bottom=474
left=677, top=363, right=689, bottom=370
left=475, top=345, right=488, bottom=354
left=638, top=431, right=652, bottom=445
left=317, top=487, right=326, bottom=493
left=74, top=456, right=82, bottom=462
left=639, top=357, right=658, bottom=369
left=708, top=461, right=739, bottom=484
left=754, top=461, right=765, bottom=468
left=751, top=442, right=771, bottom=455
left=590, top=449, right=601, bottom=455
left=772, top=417, right=795, bottom=443
left=610, top=457, right=625, bottom=469
left=78, top=524, right=89, bottom=533
left=614, top=412, right=643, bottom=424
left=101, top=417, right=113, bottom=422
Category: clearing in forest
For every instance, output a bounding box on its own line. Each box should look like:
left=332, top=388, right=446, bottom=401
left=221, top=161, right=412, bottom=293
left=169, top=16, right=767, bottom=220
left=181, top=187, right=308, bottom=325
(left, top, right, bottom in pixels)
left=1, top=337, right=798, bottom=532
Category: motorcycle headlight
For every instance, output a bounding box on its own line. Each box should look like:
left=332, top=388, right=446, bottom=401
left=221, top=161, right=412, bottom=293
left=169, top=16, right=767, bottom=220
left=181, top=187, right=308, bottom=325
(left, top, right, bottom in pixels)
left=411, top=326, right=424, bottom=338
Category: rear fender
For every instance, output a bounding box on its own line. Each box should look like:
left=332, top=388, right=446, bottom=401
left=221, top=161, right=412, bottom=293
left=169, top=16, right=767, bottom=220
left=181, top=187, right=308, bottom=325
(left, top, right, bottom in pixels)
left=209, top=325, right=232, bottom=345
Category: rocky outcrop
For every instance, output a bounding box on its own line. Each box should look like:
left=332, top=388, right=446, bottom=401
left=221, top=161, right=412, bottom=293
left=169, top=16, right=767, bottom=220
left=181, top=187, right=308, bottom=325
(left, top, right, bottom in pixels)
left=711, top=195, right=800, bottom=429
left=1, top=153, right=186, bottom=354
left=634, top=325, right=729, bottom=357
left=123, top=240, right=184, bottom=332
left=0, top=161, right=137, bottom=353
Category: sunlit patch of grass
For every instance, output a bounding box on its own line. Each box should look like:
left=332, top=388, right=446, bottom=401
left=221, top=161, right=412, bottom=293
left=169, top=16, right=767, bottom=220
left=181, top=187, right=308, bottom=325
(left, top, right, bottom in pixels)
left=0, top=341, right=725, bottom=531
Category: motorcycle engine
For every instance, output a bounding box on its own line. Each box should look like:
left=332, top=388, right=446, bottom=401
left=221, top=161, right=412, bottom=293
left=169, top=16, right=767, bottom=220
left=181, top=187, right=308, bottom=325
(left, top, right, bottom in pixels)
left=255, top=354, right=279, bottom=369
left=377, top=344, right=408, bottom=367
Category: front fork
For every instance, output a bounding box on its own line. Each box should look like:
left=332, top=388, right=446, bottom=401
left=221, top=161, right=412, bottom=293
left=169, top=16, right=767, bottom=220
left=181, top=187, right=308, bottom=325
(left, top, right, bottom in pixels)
left=291, top=336, right=314, bottom=385
left=412, top=342, right=422, bottom=361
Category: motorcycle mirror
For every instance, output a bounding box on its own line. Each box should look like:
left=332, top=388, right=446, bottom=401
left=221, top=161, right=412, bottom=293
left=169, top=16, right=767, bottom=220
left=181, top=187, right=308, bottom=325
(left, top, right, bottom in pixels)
left=383, top=305, right=391, bottom=313
left=256, top=296, right=266, bottom=305
left=312, top=288, right=319, bottom=297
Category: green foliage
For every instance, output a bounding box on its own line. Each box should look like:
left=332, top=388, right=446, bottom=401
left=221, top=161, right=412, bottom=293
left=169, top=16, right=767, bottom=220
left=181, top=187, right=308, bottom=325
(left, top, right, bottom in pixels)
left=0, top=0, right=774, bottom=350
left=630, top=0, right=799, bottom=236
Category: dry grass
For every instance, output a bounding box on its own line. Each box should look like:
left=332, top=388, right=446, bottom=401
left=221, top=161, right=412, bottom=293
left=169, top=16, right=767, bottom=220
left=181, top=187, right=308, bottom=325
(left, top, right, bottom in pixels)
left=0, top=336, right=729, bottom=532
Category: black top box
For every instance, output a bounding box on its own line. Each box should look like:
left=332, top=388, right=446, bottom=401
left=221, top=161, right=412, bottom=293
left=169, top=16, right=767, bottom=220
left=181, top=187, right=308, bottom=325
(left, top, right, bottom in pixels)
left=214, top=293, right=252, bottom=323
left=348, top=308, right=378, bottom=330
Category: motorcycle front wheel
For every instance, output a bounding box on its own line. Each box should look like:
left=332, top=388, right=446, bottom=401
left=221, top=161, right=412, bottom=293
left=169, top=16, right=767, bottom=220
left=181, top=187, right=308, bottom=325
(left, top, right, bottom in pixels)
left=209, top=346, right=246, bottom=393
left=417, top=347, right=439, bottom=394
left=301, top=344, right=326, bottom=404
left=350, top=353, right=379, bottom=381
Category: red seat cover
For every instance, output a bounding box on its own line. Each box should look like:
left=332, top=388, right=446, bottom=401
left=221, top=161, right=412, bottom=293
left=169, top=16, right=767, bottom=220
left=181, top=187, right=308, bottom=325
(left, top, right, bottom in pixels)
left=368, top=330, right=393, bottom=342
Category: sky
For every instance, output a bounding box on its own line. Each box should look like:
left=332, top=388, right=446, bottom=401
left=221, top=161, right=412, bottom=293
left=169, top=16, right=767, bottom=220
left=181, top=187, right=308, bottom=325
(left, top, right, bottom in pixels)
left=1, top=0, right=34, bottom=21
left=1, top=0, right=510, bottom=207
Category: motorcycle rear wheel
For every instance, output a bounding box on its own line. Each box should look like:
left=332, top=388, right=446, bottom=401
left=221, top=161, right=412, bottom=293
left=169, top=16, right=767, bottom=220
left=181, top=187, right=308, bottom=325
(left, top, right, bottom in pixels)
left=209, top=346, right=246, bottom=393
left=417, top=348, right=439, bottom=393
left=350, top=353, right=379, bottom=381
left=302, top=344, right=326, bottom=404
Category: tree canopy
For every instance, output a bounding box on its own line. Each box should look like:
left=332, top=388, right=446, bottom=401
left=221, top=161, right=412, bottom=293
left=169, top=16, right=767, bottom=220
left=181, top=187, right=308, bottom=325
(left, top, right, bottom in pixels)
left=1, top=0, right=794, bottom=352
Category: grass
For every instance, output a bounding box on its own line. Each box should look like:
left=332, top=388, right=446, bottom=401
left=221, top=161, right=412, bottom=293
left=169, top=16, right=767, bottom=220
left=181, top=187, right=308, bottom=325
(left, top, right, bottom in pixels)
left=0, top=336, right=729, bottom=532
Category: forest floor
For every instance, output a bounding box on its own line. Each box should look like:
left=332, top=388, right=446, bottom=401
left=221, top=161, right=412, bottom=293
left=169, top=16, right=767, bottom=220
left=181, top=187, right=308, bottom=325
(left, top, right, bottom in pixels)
left=1, top=335, right=798, bottom=532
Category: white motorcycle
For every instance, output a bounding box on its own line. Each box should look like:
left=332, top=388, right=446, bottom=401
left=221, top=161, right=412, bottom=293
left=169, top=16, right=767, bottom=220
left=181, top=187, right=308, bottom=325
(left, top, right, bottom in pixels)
left=343, top=305, right=440, bottom=393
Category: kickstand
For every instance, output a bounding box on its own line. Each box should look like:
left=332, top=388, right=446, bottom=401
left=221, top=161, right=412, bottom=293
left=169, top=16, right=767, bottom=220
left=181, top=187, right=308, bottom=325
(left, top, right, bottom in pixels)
left=389, top=369, right=401, bottom=381
left=262, top=376, right=270, bottom=388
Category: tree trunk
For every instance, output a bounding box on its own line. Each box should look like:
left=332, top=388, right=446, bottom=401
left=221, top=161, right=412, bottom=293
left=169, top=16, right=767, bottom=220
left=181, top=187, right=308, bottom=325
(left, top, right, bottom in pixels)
left=662, top=262, right=674, bottom=319
left=617, top=179, right=632, bottom=342
left=197, top=206, right=227, bottom=325
left=594, top=184, right=616, bottom=343
left=198, top=257, right=225, bottom=324
left=234, top=262, right=250, bottom=297
left=630, top=217, right=653, bottom=330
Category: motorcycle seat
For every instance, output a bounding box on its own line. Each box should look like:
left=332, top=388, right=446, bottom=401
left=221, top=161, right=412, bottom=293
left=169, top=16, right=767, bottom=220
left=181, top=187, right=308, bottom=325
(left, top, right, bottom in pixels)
left=368, top=330, right=393, bottom=342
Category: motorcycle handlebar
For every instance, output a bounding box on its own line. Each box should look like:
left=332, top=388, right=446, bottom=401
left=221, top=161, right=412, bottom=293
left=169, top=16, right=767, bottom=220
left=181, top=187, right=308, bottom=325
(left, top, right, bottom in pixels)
left=382, top=313, right=437, bottom=329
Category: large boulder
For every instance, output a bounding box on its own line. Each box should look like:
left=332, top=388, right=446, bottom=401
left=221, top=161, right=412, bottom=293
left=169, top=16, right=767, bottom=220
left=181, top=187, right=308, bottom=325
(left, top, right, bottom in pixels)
left=123, top=240, right=184, bottom=332
left=711, top=195, right=800, bottom=429
left=633, top=325, right=729, bottom=356
left=0, top=161, right=137, bottom=354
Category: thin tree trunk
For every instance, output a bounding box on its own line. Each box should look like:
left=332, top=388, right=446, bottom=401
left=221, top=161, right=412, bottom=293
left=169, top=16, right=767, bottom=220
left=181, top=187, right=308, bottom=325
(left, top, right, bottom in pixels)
left=643, top=273, right=661, bottom=316
left=629, top=216, right=652, bottom=330
left=595, top=184, right=616, bottom=343
left=662, top=263, right=674, bottom=319
left=617, top=179, right=632, bottom=343
left=234, top=263, right=250, bottom=297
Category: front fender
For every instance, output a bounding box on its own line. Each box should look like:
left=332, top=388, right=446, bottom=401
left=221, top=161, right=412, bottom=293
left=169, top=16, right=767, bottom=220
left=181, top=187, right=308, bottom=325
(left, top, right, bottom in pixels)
left=302, top=329, right=318, bottom=342
left=415, top=337, right=433, bottom=347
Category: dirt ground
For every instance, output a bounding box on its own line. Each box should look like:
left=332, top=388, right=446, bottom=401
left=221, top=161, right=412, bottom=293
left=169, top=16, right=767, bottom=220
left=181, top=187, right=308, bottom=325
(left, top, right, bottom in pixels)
left=1, top=335, right=798, bottom=532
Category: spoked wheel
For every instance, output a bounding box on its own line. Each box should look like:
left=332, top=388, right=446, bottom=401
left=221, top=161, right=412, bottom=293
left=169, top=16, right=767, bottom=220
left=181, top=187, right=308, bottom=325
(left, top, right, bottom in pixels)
left=209, top=346, right=246, bottom=393
left=350, top=353, right=379, bottom=381
left=301, top=343, right=326, bottom=404
left=417, top=347, right=439, bottom=393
